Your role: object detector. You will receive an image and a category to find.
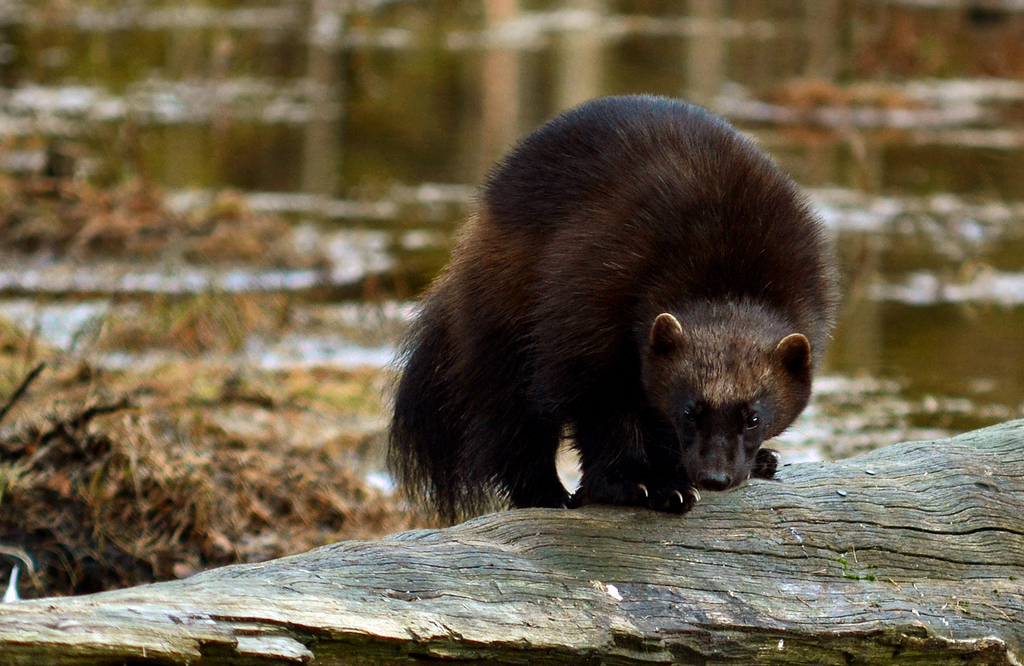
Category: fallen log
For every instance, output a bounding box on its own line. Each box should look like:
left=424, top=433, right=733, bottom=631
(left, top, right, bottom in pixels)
left=1, top=420, right=1022, bottom=665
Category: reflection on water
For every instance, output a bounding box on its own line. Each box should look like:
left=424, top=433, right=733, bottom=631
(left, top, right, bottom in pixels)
left=2, top=0, right=1024, bottom=466
left=873, top=271, right=1024, bottom=306
left=0, top=261, right=324, bottom=294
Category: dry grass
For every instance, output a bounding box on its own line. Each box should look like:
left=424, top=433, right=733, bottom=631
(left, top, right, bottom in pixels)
left=0, top=348, right=426, bottom=598
left=0, top=175, right=327, bottom=268
left=95, top=293, right=294, bottom=355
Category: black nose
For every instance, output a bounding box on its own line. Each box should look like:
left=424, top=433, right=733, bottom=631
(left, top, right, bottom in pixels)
left=696, top=472, right=731, bottom=491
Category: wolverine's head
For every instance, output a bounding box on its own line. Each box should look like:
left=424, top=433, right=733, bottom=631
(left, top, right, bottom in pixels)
left=640, top=307, right=813, bottom=491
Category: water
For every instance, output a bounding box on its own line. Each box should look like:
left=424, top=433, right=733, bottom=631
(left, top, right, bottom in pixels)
left=0, top=298, right=410, bottom=370
left=2, top=0, right=1024, bottom=466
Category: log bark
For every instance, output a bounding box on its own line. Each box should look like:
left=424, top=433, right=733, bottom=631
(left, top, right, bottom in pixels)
left=1, top=420, right=1023, bottom=665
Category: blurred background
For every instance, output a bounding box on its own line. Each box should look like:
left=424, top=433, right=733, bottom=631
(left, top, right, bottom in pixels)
left=1, top=0, right=1023, bottom=597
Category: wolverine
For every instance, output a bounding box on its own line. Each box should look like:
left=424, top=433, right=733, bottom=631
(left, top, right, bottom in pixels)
left=389, top=95, right=839, bottom=523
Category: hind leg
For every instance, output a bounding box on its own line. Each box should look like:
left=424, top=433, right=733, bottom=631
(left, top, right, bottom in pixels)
left=467, top=409, right=568, bottom=510
left=504, top=415, right=569, bottom=509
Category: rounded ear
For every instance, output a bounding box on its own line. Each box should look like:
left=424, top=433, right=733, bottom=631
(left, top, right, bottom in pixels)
left=649, top=313, right=684, bottom=356
left=774, top=333, right=812, bottom=378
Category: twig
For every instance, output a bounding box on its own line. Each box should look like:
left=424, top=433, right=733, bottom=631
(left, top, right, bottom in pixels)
left=975, top=601, right=1012, bottom=621
left=38, top=397, right=134, bottom=446
left=73, top=397, right=134, bottom=429
left=0, top=362, right=46, bottom=427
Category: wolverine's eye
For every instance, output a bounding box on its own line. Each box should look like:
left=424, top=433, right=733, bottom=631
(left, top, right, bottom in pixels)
left=683, top=402, right=701, bottom=424
left=745, top=411, right=760, bottom=430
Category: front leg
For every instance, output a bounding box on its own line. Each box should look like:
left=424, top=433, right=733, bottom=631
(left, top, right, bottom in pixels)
left=568, top=408, right=698, bottom=514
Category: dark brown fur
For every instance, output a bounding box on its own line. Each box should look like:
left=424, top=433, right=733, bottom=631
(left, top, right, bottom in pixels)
left=389, top=95, right=839, bottom=523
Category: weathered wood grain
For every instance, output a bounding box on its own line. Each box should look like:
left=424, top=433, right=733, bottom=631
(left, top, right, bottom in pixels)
left=1, top=420, right=1022, bottom=665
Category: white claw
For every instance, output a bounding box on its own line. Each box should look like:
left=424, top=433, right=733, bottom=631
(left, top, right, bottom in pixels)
left=637, top=483, right=649, bottom=498
left=688, top=488, right=701, bottom=502
left=673, top=490, right=685, bottom=505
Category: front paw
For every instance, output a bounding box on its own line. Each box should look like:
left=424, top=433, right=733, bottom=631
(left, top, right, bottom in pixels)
left=752, top=447, right=780, bottom=480
left=647, top=484, right=700, bottom=514
left=570, top=476, right=699, bottom=515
